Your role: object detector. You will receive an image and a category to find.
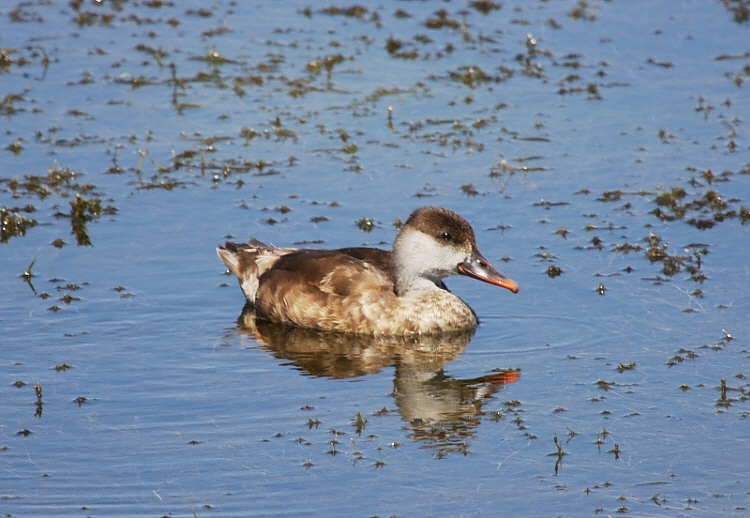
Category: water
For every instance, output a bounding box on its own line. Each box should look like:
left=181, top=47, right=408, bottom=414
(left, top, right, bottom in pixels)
left=2, top=1, right=750, bottom=516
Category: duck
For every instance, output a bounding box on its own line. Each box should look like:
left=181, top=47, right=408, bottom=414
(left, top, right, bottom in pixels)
left=217, top=206, right=518, bottom=335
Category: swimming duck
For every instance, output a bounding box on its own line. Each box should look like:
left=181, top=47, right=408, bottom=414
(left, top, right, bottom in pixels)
left=217, top=206, right=518, bottom=335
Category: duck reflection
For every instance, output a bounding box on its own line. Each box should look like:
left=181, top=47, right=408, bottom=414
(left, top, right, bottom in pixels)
left=237, top=306, right=520, bottom=455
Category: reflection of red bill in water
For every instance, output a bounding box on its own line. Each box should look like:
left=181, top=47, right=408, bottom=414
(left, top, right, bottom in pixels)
left=468, top=368, right=521, bottom=387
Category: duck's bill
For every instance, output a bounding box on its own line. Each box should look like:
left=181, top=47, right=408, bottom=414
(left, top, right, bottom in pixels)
left=458, top=250, right=519, bottom=293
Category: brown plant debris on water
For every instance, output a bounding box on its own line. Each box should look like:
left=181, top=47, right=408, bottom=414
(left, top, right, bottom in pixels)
left=650, top=166, right=750, bottom=226
left=1, top=206, right=37, bottom=242
left=55, top=194, right=117, bottom=246
left=643, top=231, right=708, bottom=282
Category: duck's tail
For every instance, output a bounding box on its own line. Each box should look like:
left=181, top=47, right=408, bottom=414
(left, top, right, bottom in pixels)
left=217, top=239, right=295, bottom=303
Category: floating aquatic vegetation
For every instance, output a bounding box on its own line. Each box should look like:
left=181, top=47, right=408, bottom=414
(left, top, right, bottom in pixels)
left=306, top=54, right=345, bottom=76
left=356, top=216, right=376, bottom=232
left=719, top=0, right=750, bottom=23
left=72, top=10, right=115, bottom=28
left=579, top=177, right=748, bottom=288
left=0, top=91, right=27, bottom=116
left=320, top=5, right=369, bottom=20
left=448, top=65, right=513, bottom=89
left=643, top=231, right=709, bottom=283
left=468, top=1, right=502, bottom=16
left=533, top=200, right=570, bottom=209
left=54, top=194, right=117, bottom=247
left=135, top=44, right=168, bottom=66
left=0, top=206, right=37, bottom=243
left=2, top=165, right=92, bottom=201
left=424, top=9, right=461, bottom=30
left=651, top=179, right=747, bottom=230
left=568, top=0, right=598, bottom=21
left=385, top=37, right=419, bottom=60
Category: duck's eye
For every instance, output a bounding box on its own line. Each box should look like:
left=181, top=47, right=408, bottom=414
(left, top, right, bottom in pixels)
left=440, top=232, right=452, bottom=241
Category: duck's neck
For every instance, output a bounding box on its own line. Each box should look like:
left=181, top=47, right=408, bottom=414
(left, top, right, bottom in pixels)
left=394, top=272, right=444, bottom=297
left=391, top=230, right=447, bottom=297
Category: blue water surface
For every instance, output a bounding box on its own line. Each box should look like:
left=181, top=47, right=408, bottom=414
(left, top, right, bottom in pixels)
left=1, top=1, right=750, bottom=516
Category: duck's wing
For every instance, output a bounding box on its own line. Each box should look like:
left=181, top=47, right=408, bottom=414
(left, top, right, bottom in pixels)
left=253, top=247, right=395, bottom=331
left=336, top=247, right=391, bottom=273
left=267, top=247, right=392, bottom=297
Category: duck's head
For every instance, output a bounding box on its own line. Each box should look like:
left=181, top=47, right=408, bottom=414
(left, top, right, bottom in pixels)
left=392, top=206, right=519, bottom=296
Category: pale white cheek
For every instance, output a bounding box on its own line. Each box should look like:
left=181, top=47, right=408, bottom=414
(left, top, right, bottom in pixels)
left=397, top=230, right=466, bottom=276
